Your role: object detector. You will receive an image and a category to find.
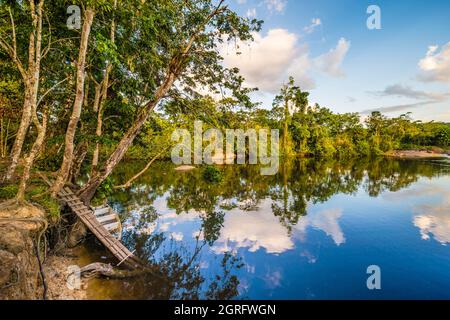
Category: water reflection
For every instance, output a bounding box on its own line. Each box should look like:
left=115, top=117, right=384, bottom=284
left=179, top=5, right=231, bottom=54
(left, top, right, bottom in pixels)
left=413, top=188, right=450, bottom=245
left=88, top=157, right=450, bottom=299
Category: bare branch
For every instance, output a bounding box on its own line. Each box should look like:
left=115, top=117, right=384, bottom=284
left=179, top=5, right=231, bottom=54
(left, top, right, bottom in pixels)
left=8, top=7, right=17, bottom=61
left=37, top=77, right=68, bottom=107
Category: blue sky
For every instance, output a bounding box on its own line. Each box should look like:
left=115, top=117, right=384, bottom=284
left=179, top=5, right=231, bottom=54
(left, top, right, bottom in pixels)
left=222, top=0, right=450, bottom=121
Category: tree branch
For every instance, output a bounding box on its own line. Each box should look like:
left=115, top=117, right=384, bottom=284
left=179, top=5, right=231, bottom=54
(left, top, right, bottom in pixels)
left=37, top=77, right=68, bottom=107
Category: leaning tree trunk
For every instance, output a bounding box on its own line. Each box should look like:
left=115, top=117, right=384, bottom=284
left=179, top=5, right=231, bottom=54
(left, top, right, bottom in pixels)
left=77, top=3, right=224, bottom=204
left=50, top=9, right=94, bottom=196
left=78, top=72, right=176, bottom=204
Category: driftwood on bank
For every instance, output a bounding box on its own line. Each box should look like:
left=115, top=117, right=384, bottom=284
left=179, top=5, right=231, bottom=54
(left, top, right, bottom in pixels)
left=77, top=262, right=155, bottom=279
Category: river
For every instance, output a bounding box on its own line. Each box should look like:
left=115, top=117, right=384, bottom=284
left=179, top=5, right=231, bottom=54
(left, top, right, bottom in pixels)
left=78, top=157, right=450, bottom=299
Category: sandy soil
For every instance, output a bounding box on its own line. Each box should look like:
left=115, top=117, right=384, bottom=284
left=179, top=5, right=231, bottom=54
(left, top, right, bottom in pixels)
left=44, top=251, right=88, bottom=300
left=385, top=150, right=449, bottom=159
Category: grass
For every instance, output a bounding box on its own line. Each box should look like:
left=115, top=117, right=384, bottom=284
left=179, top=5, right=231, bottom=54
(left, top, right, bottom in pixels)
left=0, top=180, right=60, bottom=219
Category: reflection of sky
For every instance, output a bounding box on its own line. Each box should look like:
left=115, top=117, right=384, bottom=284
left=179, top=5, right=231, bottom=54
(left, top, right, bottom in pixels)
left=380, top=178, right=450, bottom=245
left=121, top=175, right=450, bottom=299
left=413, top=184, right=450, bottom=245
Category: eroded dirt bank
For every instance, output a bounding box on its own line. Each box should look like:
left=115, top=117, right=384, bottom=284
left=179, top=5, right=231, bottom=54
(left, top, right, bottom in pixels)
left=0, top=202, right=86, bottom=300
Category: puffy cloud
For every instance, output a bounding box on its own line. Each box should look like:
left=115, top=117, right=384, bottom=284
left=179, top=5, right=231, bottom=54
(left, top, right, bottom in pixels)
left=418, top=42, right=450, bottom=83
left=221, top=29, right=350, bottom=93
left=265, top=0, right=287, bottom=13
left=314, top=38, right=350, bottom=77
left=170, top=232, right=184, bottom=241
left=304, top=18, right=322, bottom=34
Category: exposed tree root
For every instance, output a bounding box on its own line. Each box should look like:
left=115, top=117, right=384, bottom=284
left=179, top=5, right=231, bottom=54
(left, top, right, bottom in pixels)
left=77, top=262, right=156, bottom=279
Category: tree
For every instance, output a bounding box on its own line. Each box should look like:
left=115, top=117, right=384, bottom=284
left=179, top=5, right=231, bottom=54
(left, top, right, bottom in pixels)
left=76, top=0, right=261, bottom=203
left=50, top=6, right=95, bottom=195
left=273, top=76, right=309, bottom=156
left=0, top=0, right=46, bottom=181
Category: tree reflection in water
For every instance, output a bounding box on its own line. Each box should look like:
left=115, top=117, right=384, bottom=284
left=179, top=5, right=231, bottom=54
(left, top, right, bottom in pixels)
left=93, top=157, right=448, bottom=299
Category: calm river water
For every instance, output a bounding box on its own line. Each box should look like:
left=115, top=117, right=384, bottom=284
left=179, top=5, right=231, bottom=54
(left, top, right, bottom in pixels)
left=80, top=157, right=450, bottom=299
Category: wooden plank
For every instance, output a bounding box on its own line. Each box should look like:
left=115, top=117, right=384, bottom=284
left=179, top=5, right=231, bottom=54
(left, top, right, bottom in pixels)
left=51, top=185, right=140, bottom=268
left=104, top=222, right=120, bottom=231
left=94, top=207, right=110, bottom=216
left=96, top=214, right=117, bottom=224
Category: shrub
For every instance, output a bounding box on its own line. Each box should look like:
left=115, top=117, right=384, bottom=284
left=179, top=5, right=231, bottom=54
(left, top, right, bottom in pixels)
left=202, top=165, right=223, bottom=183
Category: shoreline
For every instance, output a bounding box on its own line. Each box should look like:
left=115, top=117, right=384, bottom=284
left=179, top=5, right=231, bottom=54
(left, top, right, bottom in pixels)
left=384, top=150, right=449, bottom=159
left=0, top=201, right=88, bottom=300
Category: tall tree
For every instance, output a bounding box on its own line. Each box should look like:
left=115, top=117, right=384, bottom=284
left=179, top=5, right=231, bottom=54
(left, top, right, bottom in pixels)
left=273, top=76, right=309, bottom=156
left=0, top=0, right=45, bottom=181
left=91, top=0, right=117, bottom=174
left=50, top=7, right=95, bottom=195
left=76, top=0, right=261, bottom=203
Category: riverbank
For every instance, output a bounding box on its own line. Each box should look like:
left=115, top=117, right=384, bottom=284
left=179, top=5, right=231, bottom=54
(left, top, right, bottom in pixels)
left=385, top=149, right=449, bottom=159
left=0, top=201, right=87, bottom=300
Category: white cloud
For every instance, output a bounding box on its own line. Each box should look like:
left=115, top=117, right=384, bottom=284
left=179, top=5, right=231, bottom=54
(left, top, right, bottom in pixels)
left=418, top=42, right=450, bottom=83
left=222, top=29, right=350, bottom=93
left=314, top=37, right=350, bottom=77
left=304, top=18, right=322, bottom=34
left=265, top=0, right=287, bottom=13
left=246, top=8, right=257, bottom=18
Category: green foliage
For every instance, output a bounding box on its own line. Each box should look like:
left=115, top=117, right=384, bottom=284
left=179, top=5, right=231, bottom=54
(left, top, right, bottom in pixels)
left=33, top=195, right=60, bottom=218
left=202, top=165, right=223, bottom=183
left=0, top=184, right=18, bottom=199
left=91, top=176, right=115, bottom=206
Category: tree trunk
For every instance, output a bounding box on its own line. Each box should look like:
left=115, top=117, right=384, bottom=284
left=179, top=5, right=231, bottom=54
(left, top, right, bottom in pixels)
left=16, top=111, right=48, bottom=202
left=4, top=0, right=44, bottom=182
left=78, top=72, right=176, bottom=204
left=69, top=141, right=88, bottom=184
left=50, top=8, right=95, bottom=196
left=5, top=91, right=32, bottom=181
left=77, top=2, right=223, bottom=204
left=91, top=0, right=116, bottom=175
